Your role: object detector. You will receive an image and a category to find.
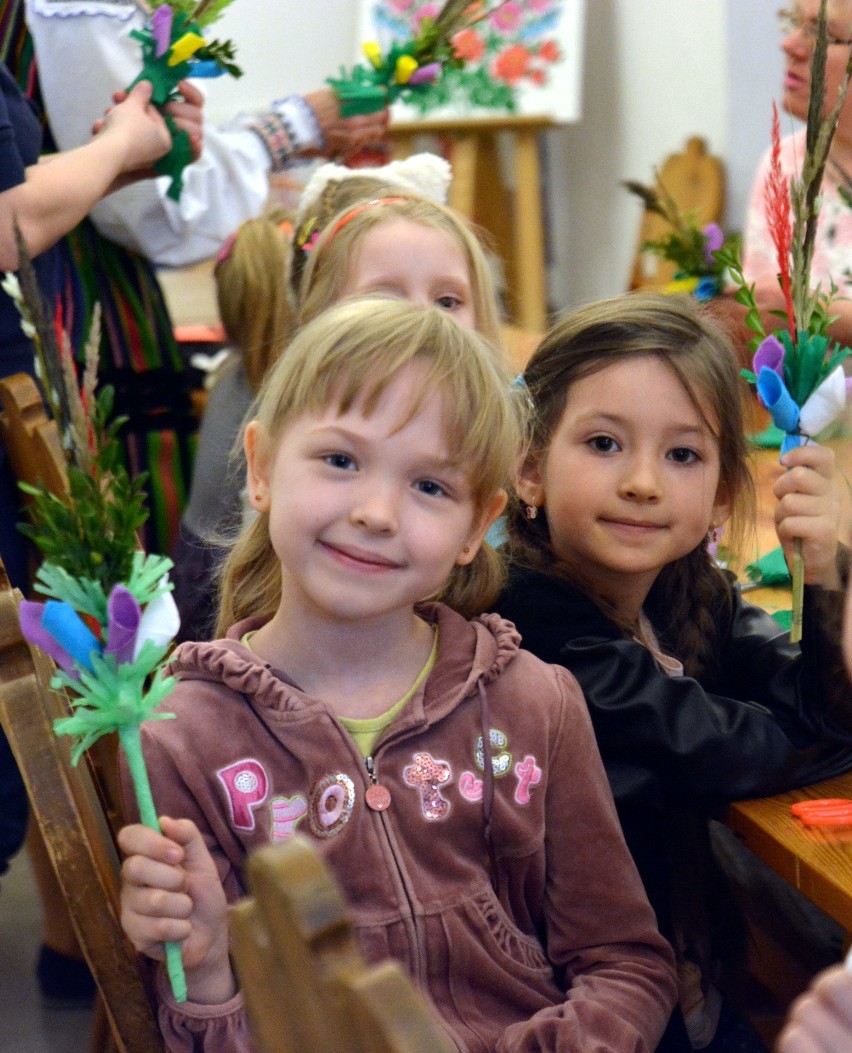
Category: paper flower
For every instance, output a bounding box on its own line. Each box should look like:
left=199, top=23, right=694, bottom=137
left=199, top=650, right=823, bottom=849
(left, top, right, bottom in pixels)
left=127, top=0, right=242, bottom=200
left=623, top=178, right=736, bottom=301
left=730, top=0, right=852, bottom=642
left=327, top=0, right=532, bottom=116
left=6, top=229, right=187, bottom=1001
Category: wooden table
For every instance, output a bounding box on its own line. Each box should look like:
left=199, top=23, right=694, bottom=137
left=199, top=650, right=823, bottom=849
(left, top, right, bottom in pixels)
left=725, top=772, right=852, bottom=935
left=724, top=412, right=852, bottom=934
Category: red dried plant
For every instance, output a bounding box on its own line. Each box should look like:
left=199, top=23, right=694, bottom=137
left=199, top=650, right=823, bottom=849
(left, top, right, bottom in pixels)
left=763, top=101, right=796, bottom=338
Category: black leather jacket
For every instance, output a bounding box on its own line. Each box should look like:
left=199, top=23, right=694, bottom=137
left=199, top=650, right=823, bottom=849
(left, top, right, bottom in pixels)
left=497, top=566, right=852, bottom=1051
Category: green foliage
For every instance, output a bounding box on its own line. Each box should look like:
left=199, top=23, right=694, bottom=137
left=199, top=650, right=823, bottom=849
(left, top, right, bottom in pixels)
left=18, top=384, right=148, bottom=590
left=714, top=243, right=767, bottom=349
left=150, top=0, right=233, bottom=29
left=196, top=38, right=242, bottom=78
left=641, top=228, right=711, bottom=279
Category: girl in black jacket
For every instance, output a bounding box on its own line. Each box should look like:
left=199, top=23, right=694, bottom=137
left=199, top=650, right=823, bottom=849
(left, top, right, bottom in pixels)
left=496, top=292, right=852, bottom=1052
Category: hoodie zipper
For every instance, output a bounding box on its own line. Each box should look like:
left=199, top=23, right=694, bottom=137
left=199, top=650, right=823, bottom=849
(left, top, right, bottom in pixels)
left=363, top=753, right=423, bottom=979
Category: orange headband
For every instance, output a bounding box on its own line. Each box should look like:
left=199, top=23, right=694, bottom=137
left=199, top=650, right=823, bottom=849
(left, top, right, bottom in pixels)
left=303, top=196, right=410, bottom=256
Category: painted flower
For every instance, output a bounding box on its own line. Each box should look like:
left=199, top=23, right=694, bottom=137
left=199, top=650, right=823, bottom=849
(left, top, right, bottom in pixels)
left=538, top=38, right=561, bottom=63
left=412, top=2, right=439, bottom=31
left=490, top=1, right=523, bottom=32
left=452, top=26, right=485, bottom=61
left=528, top=0, right=555, bottom=10
left=529, top=67, right=547, bottom=87
left=387, top=0, right=416, bottom=11
left=492, top=43, right=532, bottom=84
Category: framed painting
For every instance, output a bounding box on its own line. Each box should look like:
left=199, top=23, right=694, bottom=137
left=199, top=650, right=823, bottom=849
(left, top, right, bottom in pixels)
left=355, top=0, right=586, bottom=124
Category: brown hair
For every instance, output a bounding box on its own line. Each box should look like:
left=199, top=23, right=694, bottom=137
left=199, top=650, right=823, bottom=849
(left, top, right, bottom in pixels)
left=215, top=206, right=295, bottom=392
left=292, top=182, right=502, bottom=345
left=506, top=292, right=756, bottom=677
left=216, top=297, right=527, bottom=634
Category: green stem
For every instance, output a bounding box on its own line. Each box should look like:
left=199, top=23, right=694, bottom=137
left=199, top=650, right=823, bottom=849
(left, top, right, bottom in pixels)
left=118, top=724, right=187, bottom=1003
left=790, top=538, right=805, bottom=645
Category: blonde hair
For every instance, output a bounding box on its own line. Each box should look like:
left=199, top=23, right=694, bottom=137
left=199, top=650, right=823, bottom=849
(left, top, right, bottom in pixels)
left=507, top=292, right=756, bottom=678
left=293, top=185, right=502, bottom=345
left=217, top=298, right=525, bottom=634
left=215, top=206, right=295, bottom=392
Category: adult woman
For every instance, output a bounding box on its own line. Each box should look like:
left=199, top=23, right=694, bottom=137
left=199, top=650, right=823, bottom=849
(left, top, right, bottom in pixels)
left=742, top=2, right=852, bottom=349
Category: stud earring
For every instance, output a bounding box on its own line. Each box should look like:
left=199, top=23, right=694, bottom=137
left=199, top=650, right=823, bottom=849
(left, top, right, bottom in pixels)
left=707, top=525, right=721, bottom=545
left=525, top=503, right=538, bottom=521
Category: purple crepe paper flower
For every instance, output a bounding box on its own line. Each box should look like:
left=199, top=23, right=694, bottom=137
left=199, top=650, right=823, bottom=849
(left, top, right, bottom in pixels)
left=151, top=5, right=173, bottom=59
left=753, top=334, right=785, bottom=377
left=19, top=600, right=100, bottom=675
left=20, top=600, right=78, bottom=675
left=105, top=585, right=141, bottom=665
left=702, top=222, right=724, bottom=265
left=409, top=62, right=441, bottom=85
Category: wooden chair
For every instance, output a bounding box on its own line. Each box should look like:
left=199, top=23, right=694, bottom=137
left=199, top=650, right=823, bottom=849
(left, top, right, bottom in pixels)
left=0, top=371, right=68, bottom=502
left=230, top=835, right=455, bottom=1053
left=628, top=136, right=725, bottom=293
left=0, top=555, right=163, bottom=1053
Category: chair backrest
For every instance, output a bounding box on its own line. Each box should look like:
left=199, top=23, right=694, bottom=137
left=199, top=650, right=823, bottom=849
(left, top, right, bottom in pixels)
left=629, top=136, right=725, bottom=292
left=0, top=371, right=68, bottom=499
left=230, top=836, right=455, bottom=1053
left=0, top=556, right=163, bottom=1053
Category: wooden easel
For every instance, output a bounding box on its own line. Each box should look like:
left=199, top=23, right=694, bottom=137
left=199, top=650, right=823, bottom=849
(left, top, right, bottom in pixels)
left=387, top=115, right=553, bottom=331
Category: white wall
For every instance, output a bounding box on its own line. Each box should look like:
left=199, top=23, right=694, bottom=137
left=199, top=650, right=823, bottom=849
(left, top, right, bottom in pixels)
left=199, top=0, right=786, bottom=314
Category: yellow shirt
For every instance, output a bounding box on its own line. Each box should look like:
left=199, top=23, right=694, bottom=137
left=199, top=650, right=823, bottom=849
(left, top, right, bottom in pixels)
left=241, top=627, right=439, bottom=756
left=341, top=629, right=439, bottom=757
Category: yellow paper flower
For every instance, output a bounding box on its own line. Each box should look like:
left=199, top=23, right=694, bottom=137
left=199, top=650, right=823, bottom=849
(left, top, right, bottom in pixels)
left=168, top=31, right=206, bottom=66
left=362, top=41, right=383, bottom=69
left=394, top=55, right=419, bottom=84
left=663, top=275, right=700, bottom=296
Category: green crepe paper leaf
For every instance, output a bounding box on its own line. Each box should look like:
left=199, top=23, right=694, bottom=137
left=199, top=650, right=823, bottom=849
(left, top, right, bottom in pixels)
left=749, top=422, right=785, bottom=448
left=772, top=609, right=793, bottom=631
left=746, top=545, right=791, bottom=587
left=33, top=564, right=109, bottom=625
left=155, top=118, right=194, bottom=202
left=740, top=369, right=757, bottom=385
left=52, top=641, right=177, bottom=765
left=125, top=552, right=175, bottom=607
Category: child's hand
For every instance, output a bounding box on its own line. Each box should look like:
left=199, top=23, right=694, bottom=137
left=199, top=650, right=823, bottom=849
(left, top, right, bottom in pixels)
left=92, top=79, right=204, bottom=190
left=92, top=80, right=173, bottom=170
left=777, top=964, right=852, bottom=1052
left=775, top=443, right=842, bottom=590
left=119, top=816, right=235, bottom=1004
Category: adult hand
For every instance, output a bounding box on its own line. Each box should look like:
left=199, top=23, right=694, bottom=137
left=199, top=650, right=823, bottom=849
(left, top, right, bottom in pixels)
left=305, top=87, right=389, bottom=160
